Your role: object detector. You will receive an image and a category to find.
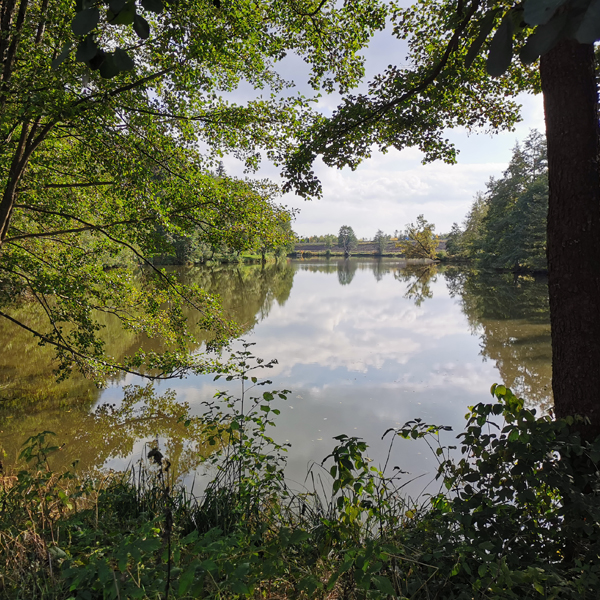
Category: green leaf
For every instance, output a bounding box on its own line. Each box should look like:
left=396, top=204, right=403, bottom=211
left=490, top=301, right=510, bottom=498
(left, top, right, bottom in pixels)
left=49, top=546, right=68, bottom=559
left=326, top=572, right=340, bottom=591
left=71, top=8, right=100, bottom=36
left=520, top=11, right=567, bottom=64
left=76, top=35, right=98, bottom=63
left=465, top=9, right=500, bottom=68
left=575, top=0, right=600, bottom=43
left=487, top=14, right=514, bottom=77
left=114, top=48, right=135, bottom=71
left=141, top=0, right=165, bottom=13
left=51, top=43, right=72, bottom=70
left=108, top=1, right=135, bottom=25
left=133, top=14, right=150, bottom=38
left=290, top=529, right=310, bottom=544
left=533, top=581, right=545, bottom=594
left=99, top=53, right=120, bottom=78
left=372, top=575, right=395, bottom=596
left=523, top=0, right=568, bottom=25
left=178, top=562, right=198, bottom=596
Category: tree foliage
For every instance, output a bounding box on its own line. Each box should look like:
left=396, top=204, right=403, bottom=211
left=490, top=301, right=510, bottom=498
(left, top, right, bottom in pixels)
left=338, top=225, right=358, bottom=256
left=373, top=229, right=390, bottom=256
left=396, top=215, right=437, bottom=260
left=0, top=0, right=387, bottom=381
left=282, top=0, right=600, bottom=198
left=452, top=130, right=548, bottom=271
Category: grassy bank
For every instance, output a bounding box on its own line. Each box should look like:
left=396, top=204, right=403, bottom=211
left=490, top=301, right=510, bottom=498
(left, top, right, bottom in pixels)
left=2, top=351, right=600, bottom=599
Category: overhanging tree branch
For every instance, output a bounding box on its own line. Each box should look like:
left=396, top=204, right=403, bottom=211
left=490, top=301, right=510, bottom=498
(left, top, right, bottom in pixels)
left=318, top=0, right=481, bottom=145
left=0, top=308, right=190, bottom=381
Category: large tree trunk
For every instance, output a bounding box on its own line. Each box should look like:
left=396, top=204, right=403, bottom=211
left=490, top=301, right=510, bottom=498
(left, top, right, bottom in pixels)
left=540, top=41, right=600, bottom=441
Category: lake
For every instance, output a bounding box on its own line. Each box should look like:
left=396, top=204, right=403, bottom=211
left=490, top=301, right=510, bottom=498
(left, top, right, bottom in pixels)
left=0, top=259, right=551, bottom=497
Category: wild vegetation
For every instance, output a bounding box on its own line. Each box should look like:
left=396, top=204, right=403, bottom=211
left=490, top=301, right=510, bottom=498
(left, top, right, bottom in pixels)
left=0, top=0, right=386, bottom=383
left=2, top=348, right=600, bottom=599
left=2, top=0, right=600, bottom=596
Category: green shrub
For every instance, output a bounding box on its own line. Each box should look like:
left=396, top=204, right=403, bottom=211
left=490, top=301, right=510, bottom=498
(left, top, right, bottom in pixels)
left=2, top=379, right=600, bottom=599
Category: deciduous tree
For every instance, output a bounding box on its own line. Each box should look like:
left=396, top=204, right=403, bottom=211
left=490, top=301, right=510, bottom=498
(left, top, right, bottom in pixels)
left=396, top=215, right=437, bottom=260
left=0, top=0, right=386, bottom=381
left=338, top=225, right=358, bottom=256
left=373, top=229, right=390, bottom=256
left=284, top=0, right=600, bottom=439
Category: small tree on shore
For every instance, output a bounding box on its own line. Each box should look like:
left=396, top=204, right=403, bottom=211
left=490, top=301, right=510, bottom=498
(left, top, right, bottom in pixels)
left=373, top=230, right=390, bottom=256
left=338, top=225, right=358, bottom=257
left=396, top=215, right=437, bottom=260
left=324, top=234, right=337, bottom=250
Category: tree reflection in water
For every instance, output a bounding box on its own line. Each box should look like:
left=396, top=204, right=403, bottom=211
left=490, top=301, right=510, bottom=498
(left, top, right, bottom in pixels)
left=394, top=264, right=438, bottom=306
left=444, top=268, right=552, bottom=413
left=0, top=261, right=297, bottom=475
left=1, top=384, right=218, bottom=480
left=393, top=263, right=552, bottom=412
left=0, top=260, right=553, bottom=481
left=337, top=259, right=358, bottom=286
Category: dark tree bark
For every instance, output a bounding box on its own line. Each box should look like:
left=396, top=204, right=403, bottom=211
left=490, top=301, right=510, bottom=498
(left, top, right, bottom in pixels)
left=540, top=40, right=600, bottom=440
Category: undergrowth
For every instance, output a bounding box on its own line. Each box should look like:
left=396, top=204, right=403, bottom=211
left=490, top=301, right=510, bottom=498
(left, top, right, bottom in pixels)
left=1, top=347, right=600, bottom=599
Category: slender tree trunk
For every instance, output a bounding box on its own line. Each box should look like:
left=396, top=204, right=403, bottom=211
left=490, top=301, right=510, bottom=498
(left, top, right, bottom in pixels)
left=0, top=122, right=30, bottom=244
left=540, top=40, right=600, bottom=441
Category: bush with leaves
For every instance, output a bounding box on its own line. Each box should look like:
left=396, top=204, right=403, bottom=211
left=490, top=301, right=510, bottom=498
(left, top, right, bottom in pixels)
left=2, top=374, right=600, bottom=598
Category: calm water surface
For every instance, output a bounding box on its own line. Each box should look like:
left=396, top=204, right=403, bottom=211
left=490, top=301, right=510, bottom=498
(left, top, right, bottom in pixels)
left=0, top=259, right=551, bottom=495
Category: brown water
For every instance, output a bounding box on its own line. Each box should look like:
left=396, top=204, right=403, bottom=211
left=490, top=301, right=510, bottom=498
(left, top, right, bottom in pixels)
left=0, top=260, right=551, bottom=493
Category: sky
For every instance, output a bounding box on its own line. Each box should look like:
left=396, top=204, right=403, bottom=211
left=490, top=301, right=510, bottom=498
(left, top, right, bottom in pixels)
left=220, top=22, right=546, bottom=239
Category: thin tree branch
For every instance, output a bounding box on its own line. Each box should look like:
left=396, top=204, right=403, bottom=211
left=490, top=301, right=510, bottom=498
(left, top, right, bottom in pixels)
left=318, top=0, right=481, bottom=145
left=0, top=308, right=185, bottom=381
left=7, top=198, right=214, bottom=243
left=17, top=181, right=115, bottom=192
left=9, top=205, right=229, bottom=325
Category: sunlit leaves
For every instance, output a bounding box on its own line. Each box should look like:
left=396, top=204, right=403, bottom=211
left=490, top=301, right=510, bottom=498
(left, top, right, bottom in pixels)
left=395, top=215, right=437, bottom=260
left=2, top=0, right=390, bottom=378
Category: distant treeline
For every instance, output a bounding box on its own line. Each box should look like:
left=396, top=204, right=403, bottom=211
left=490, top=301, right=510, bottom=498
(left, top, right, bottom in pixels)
left=446, top=130, right=548, bottom=272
